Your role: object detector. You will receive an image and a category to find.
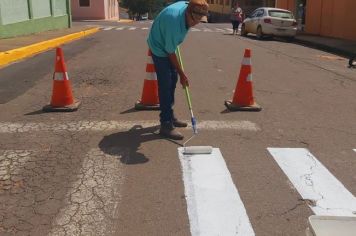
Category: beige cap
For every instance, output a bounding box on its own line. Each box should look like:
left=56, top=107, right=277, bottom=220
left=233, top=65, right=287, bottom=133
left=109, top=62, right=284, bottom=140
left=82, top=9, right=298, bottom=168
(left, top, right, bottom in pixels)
left=187, top=0, right=209, bottom=23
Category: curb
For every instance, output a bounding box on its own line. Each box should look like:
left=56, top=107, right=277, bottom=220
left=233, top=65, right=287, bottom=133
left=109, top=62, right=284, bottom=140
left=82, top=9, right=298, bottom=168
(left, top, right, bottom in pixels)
left=0, top=27, right=99, bottom=68
left=294, top=37, right=355, bottom=58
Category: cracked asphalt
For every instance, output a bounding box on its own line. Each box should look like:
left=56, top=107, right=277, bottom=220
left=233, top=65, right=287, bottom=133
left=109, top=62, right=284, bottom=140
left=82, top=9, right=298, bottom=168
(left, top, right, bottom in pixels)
left=0, top=21, right=356, bottom=235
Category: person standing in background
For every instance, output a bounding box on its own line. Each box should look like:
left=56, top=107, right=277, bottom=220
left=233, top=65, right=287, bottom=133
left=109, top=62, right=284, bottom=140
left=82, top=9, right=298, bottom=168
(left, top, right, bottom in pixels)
left=230, top=3, right=243, bottom=35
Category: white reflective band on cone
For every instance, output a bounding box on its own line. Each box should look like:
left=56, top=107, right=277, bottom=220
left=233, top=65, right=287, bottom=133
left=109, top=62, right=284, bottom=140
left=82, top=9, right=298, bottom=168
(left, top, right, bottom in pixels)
left=246, top=74, right=252, bottom=82
left=53, top=72, right=69, bottom=81
left=146, top=72, right=157, bottom=81
left=241, top=57, right=252, bottom=65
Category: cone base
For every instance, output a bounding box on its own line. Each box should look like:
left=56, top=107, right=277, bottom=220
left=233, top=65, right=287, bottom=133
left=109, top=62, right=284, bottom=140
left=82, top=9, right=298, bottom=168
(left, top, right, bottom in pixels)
left=224, top=100, right=262, bottom=112
left=43, top=100, right=81, bottom=112
left=135, top=100, right=160, bottom=110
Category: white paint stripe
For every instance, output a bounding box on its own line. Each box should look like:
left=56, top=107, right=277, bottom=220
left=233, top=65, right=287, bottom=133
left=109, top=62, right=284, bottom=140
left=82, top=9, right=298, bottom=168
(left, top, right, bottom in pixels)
left=203, top=28, right=213, bottom=32
left=103, top=27, right=114, bottom=31
left=191, top=28, right=201, bottom=32
left=214, top=28, right=225, bottom=32
left=241, top=57, right=251, bottom=65
left=49, top=148, right=124, bottom=235
left=115, top=27, right=126, bottom=30
left=268, top=148, right=356, bottom=216
left=178, top=148, right=255, bottom=236
left=141, top=27, right=149, bottom=30
left=0, top=120, right=259, bottom=133
left=128, top=27, right=136, bottom=30
left=353, top=149, right=356, bottom=152
left=225, top=28, right=233, bottom=32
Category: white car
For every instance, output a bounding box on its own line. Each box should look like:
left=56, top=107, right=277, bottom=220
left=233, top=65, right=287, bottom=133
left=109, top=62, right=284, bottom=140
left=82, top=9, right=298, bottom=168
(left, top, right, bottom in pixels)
left=241, top=7, right=297, bottom=40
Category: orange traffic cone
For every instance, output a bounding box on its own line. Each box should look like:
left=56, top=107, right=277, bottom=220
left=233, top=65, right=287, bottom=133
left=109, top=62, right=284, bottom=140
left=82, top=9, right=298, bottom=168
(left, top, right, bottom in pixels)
left=43, top=48, right=81, bottom=112
left=225, top=49, right=261, bottom=111
left=135, top=49, right=160, bottom=110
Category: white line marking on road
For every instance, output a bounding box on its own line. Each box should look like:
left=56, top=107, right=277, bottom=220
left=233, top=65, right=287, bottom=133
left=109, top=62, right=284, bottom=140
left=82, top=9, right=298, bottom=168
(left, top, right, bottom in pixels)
left=225, top=28, right=233, bottom=32
left=203, top=28, right=213, bottom=32
left=353, top=149, right=356, bottom=152
left=50, top=148, right=124, bottom=235
left=103, top=27, right=114, bottom=31
left=0, top=120, right=260, bottom=133
left=128, top=27, right=136, bottom=30
left=268, top=148, right=356, bottom=216
left=214, top=28, right=225, bottom=32
left=178, top=148, right=255, bottom=236
left=0, top=150, right=33, bottom=180
left=116, top=26, right=126, bottom=30
left=141, top=27, right=149, bottom=30
left=191, top=28, right=201, bottom=32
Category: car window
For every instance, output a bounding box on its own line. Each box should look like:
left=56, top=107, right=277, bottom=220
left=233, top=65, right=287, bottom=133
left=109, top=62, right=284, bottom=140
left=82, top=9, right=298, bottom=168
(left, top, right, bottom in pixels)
left=250, top=10, right=258, bottom=18
left=256, top=9, right=264, bottom=17
left=268, top=10, right=293, bottom=19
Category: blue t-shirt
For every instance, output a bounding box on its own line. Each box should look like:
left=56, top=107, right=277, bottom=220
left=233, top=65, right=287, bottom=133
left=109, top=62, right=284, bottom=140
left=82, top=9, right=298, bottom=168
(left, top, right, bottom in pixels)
left=147, top=1, right=189, bottom=57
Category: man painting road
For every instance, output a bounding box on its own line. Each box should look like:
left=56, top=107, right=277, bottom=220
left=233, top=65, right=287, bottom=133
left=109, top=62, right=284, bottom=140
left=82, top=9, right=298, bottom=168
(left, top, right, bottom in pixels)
left=147, top=0, right=209, bottom=140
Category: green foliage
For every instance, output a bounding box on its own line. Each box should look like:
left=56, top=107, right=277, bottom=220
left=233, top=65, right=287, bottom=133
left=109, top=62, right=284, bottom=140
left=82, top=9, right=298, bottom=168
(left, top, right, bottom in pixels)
left=121, top=0, right=166, bottom=17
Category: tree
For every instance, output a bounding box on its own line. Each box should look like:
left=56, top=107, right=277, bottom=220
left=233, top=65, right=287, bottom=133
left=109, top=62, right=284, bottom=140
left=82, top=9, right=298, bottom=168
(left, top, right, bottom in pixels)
left=121, top=0, right=166, bottom=19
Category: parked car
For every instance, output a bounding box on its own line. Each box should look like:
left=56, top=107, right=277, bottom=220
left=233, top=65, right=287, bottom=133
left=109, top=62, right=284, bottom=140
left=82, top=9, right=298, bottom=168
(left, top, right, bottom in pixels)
left=241, top=7, right=297, bottom=40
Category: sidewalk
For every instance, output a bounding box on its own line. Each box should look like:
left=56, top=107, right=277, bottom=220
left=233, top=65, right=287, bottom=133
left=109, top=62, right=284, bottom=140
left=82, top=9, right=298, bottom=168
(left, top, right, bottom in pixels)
left=0, top=25, right=99, bottom=68
left=295, top=34, right=356, bottom=58
left=0, top=25, right=95, bottom=52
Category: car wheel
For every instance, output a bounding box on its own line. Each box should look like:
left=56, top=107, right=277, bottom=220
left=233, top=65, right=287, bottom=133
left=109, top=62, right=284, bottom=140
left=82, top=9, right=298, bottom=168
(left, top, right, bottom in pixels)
left=286, top=36, right=295, bottom=42
left=349, top=56, right=355, bottom=68
left=241, top=24, right=247, bottom=36
left=256, top=26, right=263, bottom=40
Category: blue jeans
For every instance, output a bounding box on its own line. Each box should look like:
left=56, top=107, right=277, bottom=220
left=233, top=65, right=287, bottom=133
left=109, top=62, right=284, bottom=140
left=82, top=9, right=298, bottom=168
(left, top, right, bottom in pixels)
left=151, top=53, right=178, bottom=125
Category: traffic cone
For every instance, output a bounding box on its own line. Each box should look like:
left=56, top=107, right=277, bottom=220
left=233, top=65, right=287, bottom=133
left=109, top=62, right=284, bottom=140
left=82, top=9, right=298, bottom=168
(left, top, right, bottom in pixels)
left=43, top=48, right=81, bottom=112
left=134, top=49, right=160, bottom=110
left=225, top=49, right=261, bottom=111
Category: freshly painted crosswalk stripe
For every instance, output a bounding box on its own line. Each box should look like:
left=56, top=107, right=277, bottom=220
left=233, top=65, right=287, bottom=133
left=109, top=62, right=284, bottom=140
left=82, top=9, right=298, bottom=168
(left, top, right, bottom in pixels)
left=0, top=120, right=260, bottom=133
left=178, top=148, right=255, bottom=236
left=191, top=28, right=201, bottom=32
left=49, top=148, right=124, bottom=235
left=268, top=148, right=356, bottom=216
left=103, top=27, right=114, bottom=31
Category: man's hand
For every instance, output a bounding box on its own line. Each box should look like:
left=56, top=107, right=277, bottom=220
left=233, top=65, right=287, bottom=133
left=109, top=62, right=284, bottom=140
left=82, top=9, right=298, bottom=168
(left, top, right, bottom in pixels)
left=179, top=73, right=189, bottom=87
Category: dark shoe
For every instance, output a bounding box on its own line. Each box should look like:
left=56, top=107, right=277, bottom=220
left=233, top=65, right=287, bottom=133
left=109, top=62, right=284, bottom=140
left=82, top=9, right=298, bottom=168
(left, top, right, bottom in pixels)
left=173, top=118, right=188, bottom=128
left=159, top=124, right=184, bottom=140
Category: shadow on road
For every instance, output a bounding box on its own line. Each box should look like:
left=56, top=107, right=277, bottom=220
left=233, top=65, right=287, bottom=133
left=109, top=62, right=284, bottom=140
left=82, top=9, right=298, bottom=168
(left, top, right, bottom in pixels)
left=99, top=125, right=164, bottom=165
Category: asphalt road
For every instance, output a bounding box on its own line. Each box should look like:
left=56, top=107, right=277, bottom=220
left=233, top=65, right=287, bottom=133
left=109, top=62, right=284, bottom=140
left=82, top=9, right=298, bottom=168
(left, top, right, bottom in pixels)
left=0, top=20, right=356, bottom=236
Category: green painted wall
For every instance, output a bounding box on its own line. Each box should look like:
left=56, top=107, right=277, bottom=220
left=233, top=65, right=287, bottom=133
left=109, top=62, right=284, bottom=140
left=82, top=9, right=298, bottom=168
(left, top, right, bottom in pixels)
left=0, top=0, right=71, bottom=39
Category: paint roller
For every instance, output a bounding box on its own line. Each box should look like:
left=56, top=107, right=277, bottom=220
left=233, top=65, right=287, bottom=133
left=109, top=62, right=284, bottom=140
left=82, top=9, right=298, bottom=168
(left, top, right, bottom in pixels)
left=176, top=46, right=213, bottom=155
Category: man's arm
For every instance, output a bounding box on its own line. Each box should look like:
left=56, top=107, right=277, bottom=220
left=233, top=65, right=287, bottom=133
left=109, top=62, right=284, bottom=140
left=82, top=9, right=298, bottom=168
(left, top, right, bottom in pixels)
left=168, top=53, right=189, bottom=87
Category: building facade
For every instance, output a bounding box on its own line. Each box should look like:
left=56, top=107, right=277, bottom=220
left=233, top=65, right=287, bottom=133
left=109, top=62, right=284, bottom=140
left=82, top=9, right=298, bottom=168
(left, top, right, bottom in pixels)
left=207, top=0, right=275, bottom=22
left=0, top=0, right=71, bottom=39
left=276, top=0, right=356, bottom=41
left=71, top=0, right=119, bottom=20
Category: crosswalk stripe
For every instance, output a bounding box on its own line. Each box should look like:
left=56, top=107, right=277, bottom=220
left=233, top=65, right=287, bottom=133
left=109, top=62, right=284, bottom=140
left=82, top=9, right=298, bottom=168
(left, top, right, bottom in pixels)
left=225, top=28, right=233, bottom=32
left=190, top=28, right=201, bottom=32
left=49, top=148, right=124, bottom=235
left=128, top=27, right=136, bottom=30
left=141, top=27, right=149, bottom=30
left=268, top=148, right=356, bottom=216
left=103, top=27, right=114, bottom=31
left=116, top=27, right=126, bottom=30
left=203, top=28, right=213, bottom=32
left=178, top=148, right=255, bottom=236
left=353, top=149, right=356, bottom=152
left=214, top=28, right=225, bottom=32
left=0, top=120, right=260, bottom=133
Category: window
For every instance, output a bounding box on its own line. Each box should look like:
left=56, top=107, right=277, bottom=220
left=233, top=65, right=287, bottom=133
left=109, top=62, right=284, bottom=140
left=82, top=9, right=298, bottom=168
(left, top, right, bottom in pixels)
left=79, top=0, right=90, bottom=7
left=268, top=10, right=293, bottom=19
